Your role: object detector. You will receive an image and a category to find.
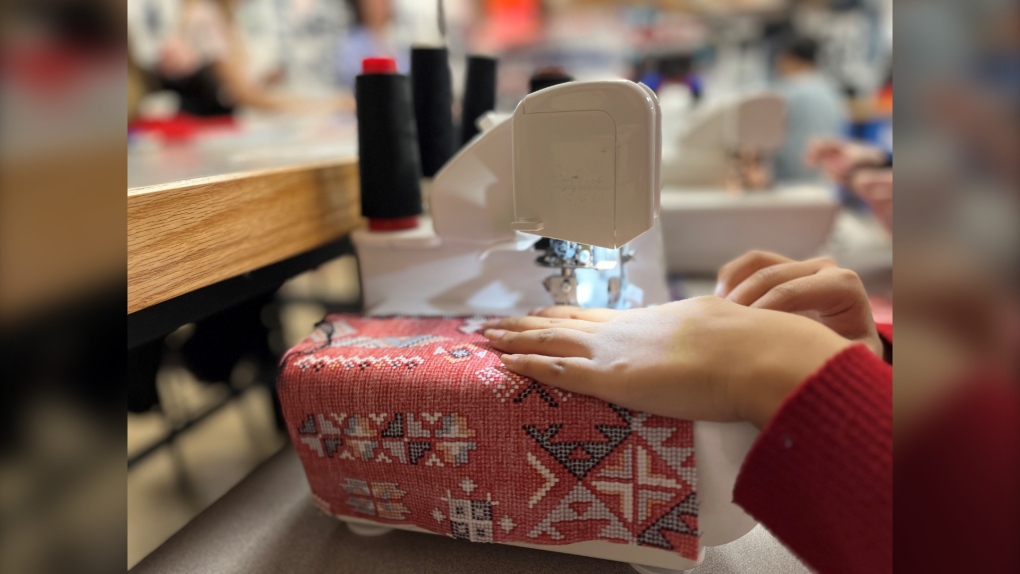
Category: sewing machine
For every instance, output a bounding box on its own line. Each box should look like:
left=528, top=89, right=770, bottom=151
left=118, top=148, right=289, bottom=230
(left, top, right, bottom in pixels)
left=354, top=80, right=668, bottom=315
left=658, top=91, right=840, bottom=274
left=350, top=80, right=758, bottom=573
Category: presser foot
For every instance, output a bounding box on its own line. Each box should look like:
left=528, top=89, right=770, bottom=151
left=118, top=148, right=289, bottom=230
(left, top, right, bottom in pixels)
left=538, top=239, right=632, bottom=308
left=543, top=268, right=580, bottom=306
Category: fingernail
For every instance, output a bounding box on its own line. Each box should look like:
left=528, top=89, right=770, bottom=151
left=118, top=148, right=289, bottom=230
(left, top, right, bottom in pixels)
left=714, top=283, right=725, bottom=297
left=528, top=307, right=544, bottom=316
left=500, top=354, right=518, bottom=364
left=480, top=320, right=499, bottom=329
left=483, top=329, right=506, bottom=340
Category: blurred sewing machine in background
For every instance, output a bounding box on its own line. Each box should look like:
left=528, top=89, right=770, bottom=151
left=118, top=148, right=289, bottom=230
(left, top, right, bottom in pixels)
left=661, top=91, right=785, bottom=189
left=657, top=91, right=840, bottom=274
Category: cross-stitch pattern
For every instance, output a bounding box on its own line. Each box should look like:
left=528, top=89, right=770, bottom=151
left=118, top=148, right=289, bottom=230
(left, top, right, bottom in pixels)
left=296, top=411, right=478, bottom=466
left=279, top=315, right=699, bottom=560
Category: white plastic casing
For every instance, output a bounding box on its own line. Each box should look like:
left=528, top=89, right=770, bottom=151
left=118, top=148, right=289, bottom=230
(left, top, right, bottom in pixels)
left=430, top=115, right=515, bottom=245
left=510, top=80, right=661, bottom=249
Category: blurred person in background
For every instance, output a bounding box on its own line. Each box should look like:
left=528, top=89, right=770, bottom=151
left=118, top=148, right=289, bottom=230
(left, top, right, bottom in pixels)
left=151, top=0, right=349, bottom=115
left=791, top=0, right=892, bottom=99
left=771, top=35, right=848, bottom=183
left=335, top=0, right=406, bottom=91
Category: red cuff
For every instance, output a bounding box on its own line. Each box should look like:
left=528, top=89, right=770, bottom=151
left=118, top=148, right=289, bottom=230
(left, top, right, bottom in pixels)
left=733, top=344, right=892, bottom=573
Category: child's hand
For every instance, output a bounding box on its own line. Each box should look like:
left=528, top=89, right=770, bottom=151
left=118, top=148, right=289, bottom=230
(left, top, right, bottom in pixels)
left=483, top=297, right=853, bottom=428
left=715, top=251, right=883, bottom=359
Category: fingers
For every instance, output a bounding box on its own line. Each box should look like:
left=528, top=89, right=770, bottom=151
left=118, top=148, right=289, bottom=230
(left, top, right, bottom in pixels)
left=750, top=268, right=864, bottom=316
left=484, top=327, right=594, bottom=358
left=715, top=250, right=792, bottom=297
left=499, top=354, right=602, bottom=396
left=529, top=306, right=620, bottom=322
left=482, top=315, right=598, bottom=333
left=725, top=257, right=836, bottom=307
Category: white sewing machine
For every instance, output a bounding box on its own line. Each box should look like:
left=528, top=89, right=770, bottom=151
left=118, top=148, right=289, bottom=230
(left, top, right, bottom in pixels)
left=658, top=91, right=841, bottom=274
left=661, top=91, right=786, bottom=189
left=350, top=80, right=758, bottom=573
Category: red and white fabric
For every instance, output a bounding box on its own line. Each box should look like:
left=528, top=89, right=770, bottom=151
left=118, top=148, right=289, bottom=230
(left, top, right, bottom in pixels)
left=279, top=315, right=700, bottom=560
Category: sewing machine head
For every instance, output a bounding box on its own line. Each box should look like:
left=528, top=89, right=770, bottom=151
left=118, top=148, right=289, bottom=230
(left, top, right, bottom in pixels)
left=355, top=80, right=665, bottom=314
left=509, top=80, right=661, bottom=307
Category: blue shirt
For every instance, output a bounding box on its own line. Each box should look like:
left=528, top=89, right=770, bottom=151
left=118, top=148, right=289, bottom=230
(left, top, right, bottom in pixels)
left=773, top=71, right=847, bottom=182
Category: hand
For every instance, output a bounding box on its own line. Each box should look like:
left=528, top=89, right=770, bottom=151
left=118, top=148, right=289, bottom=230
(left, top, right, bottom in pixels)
left=804, top=138, right=888, bottom=185
left=483, top=297, right=854, bottom=428
left=850, top=168, right=893, bottom=233
left=715, top=251, right=884, bottom=359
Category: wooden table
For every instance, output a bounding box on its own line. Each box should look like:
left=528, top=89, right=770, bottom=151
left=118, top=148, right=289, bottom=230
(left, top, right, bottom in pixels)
left=127, top=118, right=363, bottom=347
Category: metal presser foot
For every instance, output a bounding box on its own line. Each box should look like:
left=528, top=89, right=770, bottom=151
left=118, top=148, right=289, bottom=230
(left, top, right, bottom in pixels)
left=543, top=267, right=580, bottom=306
left=537, top=239, right=631, bottom=308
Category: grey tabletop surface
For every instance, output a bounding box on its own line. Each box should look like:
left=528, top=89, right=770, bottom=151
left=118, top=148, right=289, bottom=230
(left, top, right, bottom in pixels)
left=130, top=445, right=808, bottom=574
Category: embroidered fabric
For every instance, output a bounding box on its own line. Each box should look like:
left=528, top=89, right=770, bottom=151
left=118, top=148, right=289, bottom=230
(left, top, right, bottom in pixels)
left=279, top=315, right=699, bottom=560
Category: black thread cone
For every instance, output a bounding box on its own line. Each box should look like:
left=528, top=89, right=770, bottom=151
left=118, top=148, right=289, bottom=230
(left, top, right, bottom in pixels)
left=411, top=47, right=455, bottom=177
left=529, top=68, right=574, bottom=93
left=460, top=55, right=497, bottom=146
left=355, top=73, right=423, bottom=220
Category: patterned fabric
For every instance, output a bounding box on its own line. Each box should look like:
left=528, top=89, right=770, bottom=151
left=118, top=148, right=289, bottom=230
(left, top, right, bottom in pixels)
left=279, top=315, right=699, bottom=560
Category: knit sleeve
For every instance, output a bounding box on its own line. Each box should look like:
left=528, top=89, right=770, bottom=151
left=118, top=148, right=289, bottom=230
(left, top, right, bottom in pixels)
left=733, top=344, right=892, bottom=574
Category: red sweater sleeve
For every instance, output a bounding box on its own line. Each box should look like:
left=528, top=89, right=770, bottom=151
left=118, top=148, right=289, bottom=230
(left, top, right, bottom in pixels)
left=733, top=344, right=893, bottom=574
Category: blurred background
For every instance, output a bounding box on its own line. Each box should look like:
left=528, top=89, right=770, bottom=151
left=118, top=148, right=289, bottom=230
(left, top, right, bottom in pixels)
left=2, top=0, right=1018, bottom=572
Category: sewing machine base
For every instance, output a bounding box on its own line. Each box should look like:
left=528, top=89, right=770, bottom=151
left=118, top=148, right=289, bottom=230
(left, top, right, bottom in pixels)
left=339, top=513, right=705, bottom=572
left=659, top=184, right=839, bottom=274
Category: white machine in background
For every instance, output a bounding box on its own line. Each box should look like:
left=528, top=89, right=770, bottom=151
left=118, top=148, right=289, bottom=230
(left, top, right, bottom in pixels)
left=350, top=80, right=758, bottom=573
left=658, top=91, right=840, bottom=274
left=661, top=91, right=785, bottom=188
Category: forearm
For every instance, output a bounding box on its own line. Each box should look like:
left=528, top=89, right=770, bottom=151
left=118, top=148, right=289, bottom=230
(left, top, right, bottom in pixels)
left=734, top=344, right=893, bottom=573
